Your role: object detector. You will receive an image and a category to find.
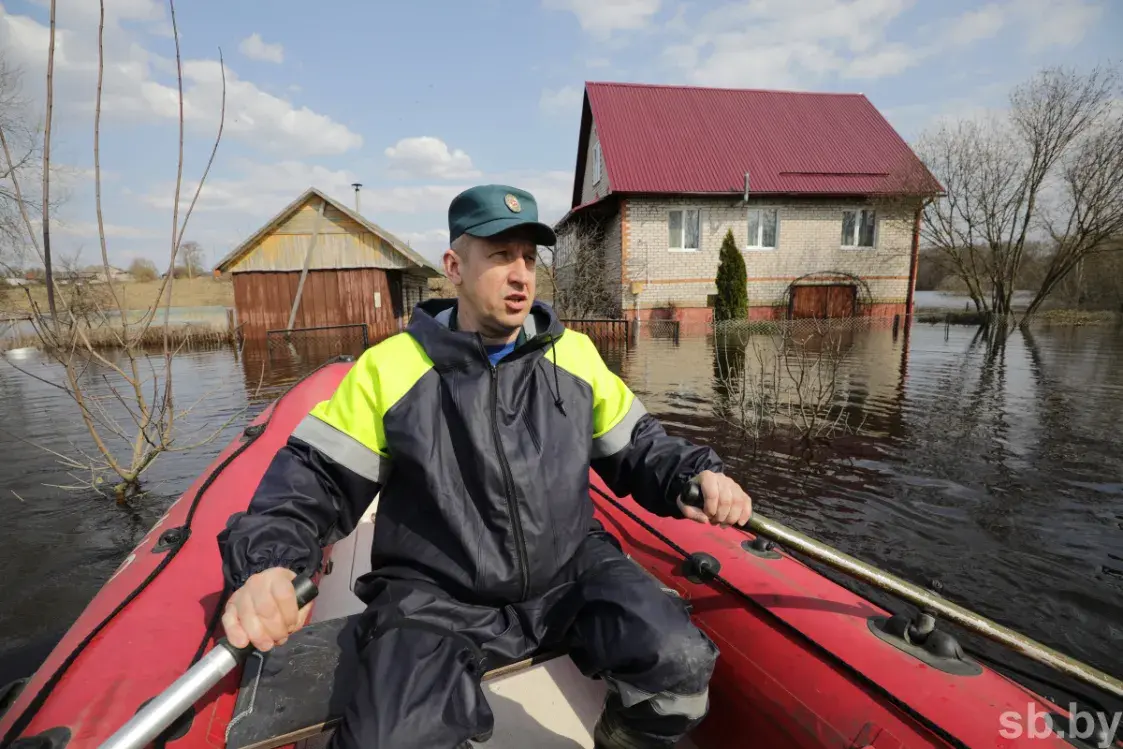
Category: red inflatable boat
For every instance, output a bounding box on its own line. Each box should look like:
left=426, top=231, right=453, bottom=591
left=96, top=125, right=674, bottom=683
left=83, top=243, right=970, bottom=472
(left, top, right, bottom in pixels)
left=0, top=357, right=1116, bottom=749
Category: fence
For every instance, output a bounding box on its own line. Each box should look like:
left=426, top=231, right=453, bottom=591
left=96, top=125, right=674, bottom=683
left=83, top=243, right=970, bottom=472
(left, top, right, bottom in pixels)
left=559, top=318, right=629, bottom=343
left=265, top=323, right=371, bottom=363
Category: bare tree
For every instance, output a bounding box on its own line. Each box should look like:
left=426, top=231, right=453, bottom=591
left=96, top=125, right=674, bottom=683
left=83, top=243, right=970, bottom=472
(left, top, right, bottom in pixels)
left=0, top=0, right=232, bottom=501
left=549, top=216, right=644, bottom=319
left=180, top=240, right=205, bottom=278
left=915, top=64, right=1121, bottom=324
left=1023, top=113, right=1123, bottom=317
left=0, top=51, right=45, bottom=281
left=128, top=257, right=158, bottom=282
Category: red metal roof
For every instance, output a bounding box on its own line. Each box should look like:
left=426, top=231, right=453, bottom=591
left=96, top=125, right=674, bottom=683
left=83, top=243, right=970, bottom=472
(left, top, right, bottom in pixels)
left=575, top=81, right=941, bottom=207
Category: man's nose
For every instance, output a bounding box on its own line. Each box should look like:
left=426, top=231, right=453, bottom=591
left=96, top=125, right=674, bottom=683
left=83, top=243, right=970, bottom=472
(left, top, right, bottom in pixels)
left=509, top=258, right=532, bottom=285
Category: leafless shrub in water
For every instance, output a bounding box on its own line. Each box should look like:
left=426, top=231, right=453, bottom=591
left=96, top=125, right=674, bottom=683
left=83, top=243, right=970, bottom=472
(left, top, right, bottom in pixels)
left=0, top=0, right=241, bottom=501
left=711, top=318, right=866, bottom=459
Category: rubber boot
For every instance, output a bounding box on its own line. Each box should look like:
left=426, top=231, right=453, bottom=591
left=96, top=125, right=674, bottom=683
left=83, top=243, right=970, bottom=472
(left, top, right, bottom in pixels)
left=592, top=712, right=677, bottom=749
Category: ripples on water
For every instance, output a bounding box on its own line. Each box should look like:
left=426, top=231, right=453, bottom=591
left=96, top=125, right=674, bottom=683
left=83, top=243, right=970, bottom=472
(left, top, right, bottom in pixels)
left=0, top=323, right=1120, bottom=696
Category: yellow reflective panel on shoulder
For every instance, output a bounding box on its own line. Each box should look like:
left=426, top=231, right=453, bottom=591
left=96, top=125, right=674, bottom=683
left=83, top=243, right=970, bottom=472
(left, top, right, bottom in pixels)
left=548, top=330, right=636, bottom=438
left=309, top=333, right=434, bottom=456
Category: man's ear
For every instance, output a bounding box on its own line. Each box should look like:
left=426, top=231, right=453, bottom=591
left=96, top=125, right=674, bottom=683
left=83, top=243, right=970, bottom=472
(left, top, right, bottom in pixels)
left=442, top=248, right=462, bottom=285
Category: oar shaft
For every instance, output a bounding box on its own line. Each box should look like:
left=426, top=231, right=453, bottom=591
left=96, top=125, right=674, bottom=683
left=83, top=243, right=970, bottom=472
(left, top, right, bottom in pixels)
left=680, top=481, right=1123, bottom=699
left=747, top=513, right=1123, bottom=699
left=99, top=646, right=239, bottom=749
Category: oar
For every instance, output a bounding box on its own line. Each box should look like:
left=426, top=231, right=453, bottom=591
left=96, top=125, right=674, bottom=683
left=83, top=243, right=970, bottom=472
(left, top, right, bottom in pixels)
left=97, top=573, right=319, bottom=749
left=680, top=482, right=1123, bottom=700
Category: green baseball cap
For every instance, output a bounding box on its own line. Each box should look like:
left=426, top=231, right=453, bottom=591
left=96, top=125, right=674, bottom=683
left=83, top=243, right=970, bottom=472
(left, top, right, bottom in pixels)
left=448, top=184, right=557, bottom=247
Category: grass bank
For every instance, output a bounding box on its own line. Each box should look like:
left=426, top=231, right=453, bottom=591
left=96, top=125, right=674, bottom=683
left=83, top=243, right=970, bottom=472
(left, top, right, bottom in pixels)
left=8, top=277, right=234, bottom=313
left=915, top=308, right=1122, bottom=326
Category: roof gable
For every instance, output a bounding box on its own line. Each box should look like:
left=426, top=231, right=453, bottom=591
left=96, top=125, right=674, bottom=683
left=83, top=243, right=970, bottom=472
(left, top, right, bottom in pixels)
left=574, top=81, right=942, bottom=205
left=215, top=187, right=441, bottom=275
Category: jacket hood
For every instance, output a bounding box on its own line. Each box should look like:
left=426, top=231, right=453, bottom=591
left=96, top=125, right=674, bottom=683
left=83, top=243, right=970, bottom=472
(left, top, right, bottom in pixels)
left=408, top=297, right=565, bottom=367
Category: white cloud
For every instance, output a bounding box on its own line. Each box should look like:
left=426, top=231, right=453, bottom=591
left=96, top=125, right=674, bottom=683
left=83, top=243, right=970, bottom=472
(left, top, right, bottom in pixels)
left=946, top=4, right=1007, bottom=46
left=0, top=2, right=361, bottom=157
left=398, top=229, right=451, bottom=261
left=843, top=44, right=920, bottom=79
left=656, top=0, right=919, bottom=88
left=141, top=159, right=363, bottom=217
left=540, top=85, right=583, bottom=115
left=543, top=0, right=661, bottom=38
left=52, top=220, right=161, bottom=240
left=592, top=0, right=1105, bottom=91
left=384, top=137, right=481, bottom=180
left=1012, top=0, right=1103, bottom=51
left=238, top=33, right=284, bottom=64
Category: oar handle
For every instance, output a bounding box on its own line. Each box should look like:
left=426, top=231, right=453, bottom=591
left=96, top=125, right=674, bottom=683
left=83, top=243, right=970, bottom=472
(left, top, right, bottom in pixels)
left=680, top=478, right=704, bottom=508
left=221, top=572, right=319, bottom=661
left=97, top=572, right=318, bottom=749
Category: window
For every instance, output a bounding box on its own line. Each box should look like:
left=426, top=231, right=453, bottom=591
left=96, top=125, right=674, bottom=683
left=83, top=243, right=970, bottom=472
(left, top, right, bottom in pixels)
left=668, top=209, right=700, bottom=251
left=747, top=208, right=778, bottom=249
left=841, top=209, right=876, bottom=247
left=592, top=141, right=602, bottom=184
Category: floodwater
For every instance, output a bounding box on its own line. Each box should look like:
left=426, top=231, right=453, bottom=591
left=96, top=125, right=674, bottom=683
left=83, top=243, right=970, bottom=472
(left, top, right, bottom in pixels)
left=0, top=320, right=1121, bottom=705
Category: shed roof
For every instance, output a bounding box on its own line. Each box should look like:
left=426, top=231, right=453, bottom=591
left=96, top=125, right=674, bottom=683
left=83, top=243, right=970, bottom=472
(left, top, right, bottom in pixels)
left=571, top=81, right=943, bottom=207
left=214, top=187, right=442, bottom=276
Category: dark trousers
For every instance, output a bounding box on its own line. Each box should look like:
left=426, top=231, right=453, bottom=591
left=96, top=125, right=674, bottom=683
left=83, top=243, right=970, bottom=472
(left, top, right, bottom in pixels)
left=328, top=531, right=719, bottom=749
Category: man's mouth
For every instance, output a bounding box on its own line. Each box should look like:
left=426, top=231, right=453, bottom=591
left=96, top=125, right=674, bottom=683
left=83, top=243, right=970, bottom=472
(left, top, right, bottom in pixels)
left=504, top=293, right=527, bottom=311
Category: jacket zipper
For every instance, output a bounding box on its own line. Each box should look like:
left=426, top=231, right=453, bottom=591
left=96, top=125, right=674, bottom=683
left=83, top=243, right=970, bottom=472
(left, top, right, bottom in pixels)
left=481, top=339, right=530, bottom=601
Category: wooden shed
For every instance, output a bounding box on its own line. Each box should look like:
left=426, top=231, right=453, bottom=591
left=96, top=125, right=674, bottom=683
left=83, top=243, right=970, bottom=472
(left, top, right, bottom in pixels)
left=215, top=187, right=442, bottom=342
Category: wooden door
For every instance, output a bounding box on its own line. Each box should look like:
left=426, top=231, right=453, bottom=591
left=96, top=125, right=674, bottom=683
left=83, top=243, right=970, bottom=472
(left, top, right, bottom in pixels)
left=790, top=284, right=856, bottom=318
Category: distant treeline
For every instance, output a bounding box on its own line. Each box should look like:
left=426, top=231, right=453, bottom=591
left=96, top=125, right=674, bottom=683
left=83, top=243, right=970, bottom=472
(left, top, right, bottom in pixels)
left=916, top=242, right=1123, bottom=311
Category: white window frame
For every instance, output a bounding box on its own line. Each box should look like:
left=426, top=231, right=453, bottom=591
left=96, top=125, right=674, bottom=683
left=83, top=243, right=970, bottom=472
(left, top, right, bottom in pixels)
left=592, top=140, right=602, bottom=184
left=841, top=207, right=877, bottom=249
left=668, top=208, right=701, bottom=252
left=746, top=207, right=779, bottom=250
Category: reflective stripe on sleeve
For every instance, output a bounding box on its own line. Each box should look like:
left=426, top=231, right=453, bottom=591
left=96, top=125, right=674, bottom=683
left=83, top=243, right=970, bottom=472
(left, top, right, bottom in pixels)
left=591, top=397, right=647, bottom=459
left=291, top=413, right=391, bottom=484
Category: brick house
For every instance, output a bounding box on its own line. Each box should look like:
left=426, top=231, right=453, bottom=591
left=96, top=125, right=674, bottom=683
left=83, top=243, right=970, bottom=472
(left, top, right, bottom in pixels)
left=551, top=82, right=942, bottom=322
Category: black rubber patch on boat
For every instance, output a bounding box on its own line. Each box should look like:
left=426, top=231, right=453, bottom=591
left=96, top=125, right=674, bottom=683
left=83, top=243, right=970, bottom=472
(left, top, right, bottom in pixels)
left=741, top=537, right=781, bottom=560
left=682, top=552, right=720, bottom=583
left=5, top=726, right=71, bottom=749
left=867, top=615, right=983, bottom=676
left=0, top=677, right=28, bottom=719
left=243, top=424, right=266, bottom=438
left=152, top=526, right=191, bottom=554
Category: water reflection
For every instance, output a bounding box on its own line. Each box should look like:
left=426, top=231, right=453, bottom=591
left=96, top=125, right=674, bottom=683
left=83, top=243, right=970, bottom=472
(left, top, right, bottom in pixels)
left=0, top=321, right=1120, bottom=689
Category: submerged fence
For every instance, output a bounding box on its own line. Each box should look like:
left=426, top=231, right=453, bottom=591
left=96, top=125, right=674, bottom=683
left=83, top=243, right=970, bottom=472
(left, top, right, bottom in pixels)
left=265, top=323, right=371, bottom=362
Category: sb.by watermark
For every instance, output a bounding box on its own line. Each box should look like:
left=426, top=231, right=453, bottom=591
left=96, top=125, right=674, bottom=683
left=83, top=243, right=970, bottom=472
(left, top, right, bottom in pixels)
left=1000, top=703, right=1121, bottom=748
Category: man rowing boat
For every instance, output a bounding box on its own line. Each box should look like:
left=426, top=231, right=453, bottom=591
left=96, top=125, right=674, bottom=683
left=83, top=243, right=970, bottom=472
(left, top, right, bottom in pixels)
left=216, top=184, right=753, bottom=749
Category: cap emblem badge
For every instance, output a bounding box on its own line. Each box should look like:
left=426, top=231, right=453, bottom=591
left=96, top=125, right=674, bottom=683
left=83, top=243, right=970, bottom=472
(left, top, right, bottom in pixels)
left=504, top=193, right=521, bottom=212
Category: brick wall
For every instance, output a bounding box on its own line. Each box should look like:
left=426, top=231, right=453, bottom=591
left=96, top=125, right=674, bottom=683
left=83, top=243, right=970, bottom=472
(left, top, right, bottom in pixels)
left=618, top=195, right=918, bottom=314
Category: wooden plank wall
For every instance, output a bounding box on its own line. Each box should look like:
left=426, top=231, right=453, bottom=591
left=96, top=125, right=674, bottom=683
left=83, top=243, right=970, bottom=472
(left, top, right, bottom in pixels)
left=233, top=269, right=403, bottom=342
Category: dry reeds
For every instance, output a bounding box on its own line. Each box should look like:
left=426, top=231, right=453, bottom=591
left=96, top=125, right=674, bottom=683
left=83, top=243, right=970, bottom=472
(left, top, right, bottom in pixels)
left=1, top=321, right=232, bottom=352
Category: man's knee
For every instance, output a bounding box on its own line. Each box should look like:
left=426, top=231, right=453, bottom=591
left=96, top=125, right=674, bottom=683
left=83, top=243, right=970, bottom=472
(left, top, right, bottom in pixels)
left=663, top=624, right=719, bottom=694
left=626, top=620, right=718, bottom=701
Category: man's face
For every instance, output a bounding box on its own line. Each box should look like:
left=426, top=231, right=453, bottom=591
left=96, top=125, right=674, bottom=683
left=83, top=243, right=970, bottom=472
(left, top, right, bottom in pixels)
left=444, top=229, right=538, bottom=337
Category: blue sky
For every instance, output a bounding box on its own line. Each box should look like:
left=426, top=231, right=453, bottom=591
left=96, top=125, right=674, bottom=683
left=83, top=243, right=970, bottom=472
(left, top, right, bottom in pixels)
left=1, top=0, right=1119, bottom=271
